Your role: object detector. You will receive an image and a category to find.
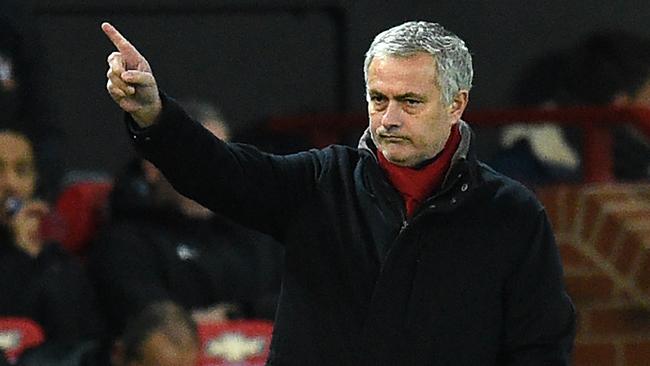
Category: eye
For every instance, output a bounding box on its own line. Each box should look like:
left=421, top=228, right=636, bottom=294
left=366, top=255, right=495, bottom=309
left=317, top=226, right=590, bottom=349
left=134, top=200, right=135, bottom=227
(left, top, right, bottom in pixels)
left=15, top=162, right=34, bottom=178
left=369, top=94, right=387, bottom=110
left=370, top=94, right=386, bottom=103
left=405, top=98, right=422, bottom=106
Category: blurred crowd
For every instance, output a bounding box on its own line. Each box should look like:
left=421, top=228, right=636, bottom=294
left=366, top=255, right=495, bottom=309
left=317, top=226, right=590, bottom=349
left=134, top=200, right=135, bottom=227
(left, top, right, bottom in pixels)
left=0, top=5, right=282, bottom=365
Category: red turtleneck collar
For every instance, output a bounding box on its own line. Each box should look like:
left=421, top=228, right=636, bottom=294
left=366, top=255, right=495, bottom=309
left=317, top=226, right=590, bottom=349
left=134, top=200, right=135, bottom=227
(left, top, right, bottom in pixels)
left=377, top=123, right=461, bottom=217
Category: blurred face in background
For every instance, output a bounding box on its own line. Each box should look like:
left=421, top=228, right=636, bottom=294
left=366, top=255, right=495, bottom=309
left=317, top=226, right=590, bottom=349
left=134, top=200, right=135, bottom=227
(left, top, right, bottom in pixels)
left=132, top=331, right=199, bottom=366
left=0, top=131, right=36, bottom=224
left=612, top=76, right=650, bottom=108
left=113, top=330, right=199, bottom=366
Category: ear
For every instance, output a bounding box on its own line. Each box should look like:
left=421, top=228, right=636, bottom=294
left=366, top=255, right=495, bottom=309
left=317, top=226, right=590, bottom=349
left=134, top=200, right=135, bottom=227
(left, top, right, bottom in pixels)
left=448, top=90, right=469, bottom=122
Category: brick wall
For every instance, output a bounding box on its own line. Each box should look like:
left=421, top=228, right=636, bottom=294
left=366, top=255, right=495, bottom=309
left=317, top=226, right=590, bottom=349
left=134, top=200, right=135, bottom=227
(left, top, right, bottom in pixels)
left=537, top=184, right=650, bottom=366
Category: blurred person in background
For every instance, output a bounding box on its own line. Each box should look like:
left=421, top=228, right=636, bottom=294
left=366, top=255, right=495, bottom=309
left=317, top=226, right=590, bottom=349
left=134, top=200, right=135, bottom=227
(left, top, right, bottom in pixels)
left=0, top=2, right=66, bottom=200
left=558, top=30, right=650, bottom=180
left=0, top=128, right=103, bottom=353
left=89, top=99, right=282, bottom=340
left=110, top=301, right=199, bottom=366
left=16, top=301, right=198, bottom=366
left=494, top=30, right=650, bottom=184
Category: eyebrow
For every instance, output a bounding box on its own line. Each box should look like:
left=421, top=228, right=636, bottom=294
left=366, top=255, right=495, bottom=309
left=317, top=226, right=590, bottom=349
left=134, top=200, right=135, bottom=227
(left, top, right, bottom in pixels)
left=367, top=90, right=426, bottom=100
left=395, top=92, right=426, bottom=101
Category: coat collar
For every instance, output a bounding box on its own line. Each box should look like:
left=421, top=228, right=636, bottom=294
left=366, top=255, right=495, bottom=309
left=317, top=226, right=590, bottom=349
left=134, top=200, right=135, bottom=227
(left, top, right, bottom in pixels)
left=355, top=120, right=482, bottom=209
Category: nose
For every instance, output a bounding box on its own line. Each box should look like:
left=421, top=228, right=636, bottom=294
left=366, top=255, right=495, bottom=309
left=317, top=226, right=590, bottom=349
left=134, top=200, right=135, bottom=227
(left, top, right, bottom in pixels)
left=380, top=100, right=402, bottom=130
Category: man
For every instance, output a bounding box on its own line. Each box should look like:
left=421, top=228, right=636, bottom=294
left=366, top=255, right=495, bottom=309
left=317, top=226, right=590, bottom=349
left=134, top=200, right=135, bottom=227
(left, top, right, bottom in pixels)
left=0, top=128, right=102, bottom=344
left=89, top=100, right=282, bottom=339
left=102, top=21, right=576, bottom=365
left=111, top=301, right=199, bottom=366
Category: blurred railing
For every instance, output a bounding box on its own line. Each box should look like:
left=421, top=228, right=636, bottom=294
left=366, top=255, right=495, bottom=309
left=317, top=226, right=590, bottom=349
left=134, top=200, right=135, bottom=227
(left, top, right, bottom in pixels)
left=267, top=105, right=650, bottom=183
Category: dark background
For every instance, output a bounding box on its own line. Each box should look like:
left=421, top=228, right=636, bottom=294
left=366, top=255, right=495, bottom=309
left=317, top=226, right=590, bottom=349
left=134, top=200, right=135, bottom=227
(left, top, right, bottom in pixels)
left=8, top=0, right=650, bottom=175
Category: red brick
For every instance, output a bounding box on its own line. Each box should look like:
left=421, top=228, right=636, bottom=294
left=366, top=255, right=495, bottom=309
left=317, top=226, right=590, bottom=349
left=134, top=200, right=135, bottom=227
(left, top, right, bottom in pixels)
left=593, top=213, right=622, bottom=258
left=579, top=192, right=604, bottom=242
left=563, top=186, right=581, bottom=230
left=614, top=235, right=642, bottom=276
left=565, top=273, right=614, bottom=303
left=559, top=242, right=594, bottom=271
left=588, top=307, right=650, bottom=336
left=623, top=341, right=650, bottom=366
left=636, top=253, right=650, bottom=296
left=540, top=185, right=581, bottom=233
left=572, top=342, right=617, bottom=366
left=537, top=187, right=560, bottom=228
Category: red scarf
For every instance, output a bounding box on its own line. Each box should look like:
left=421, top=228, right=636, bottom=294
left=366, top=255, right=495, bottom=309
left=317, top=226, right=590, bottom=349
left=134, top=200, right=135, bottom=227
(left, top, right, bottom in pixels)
left=377, top=124, right=461, bottom=217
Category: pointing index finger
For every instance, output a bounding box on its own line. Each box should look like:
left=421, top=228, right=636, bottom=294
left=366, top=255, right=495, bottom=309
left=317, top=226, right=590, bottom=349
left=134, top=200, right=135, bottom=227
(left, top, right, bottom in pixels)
left=101, top=22, right=142, bottom=69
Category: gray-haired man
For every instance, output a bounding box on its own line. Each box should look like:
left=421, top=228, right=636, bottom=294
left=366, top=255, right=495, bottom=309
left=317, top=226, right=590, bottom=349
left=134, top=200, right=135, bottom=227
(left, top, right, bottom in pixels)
left=103, top=21, right=575, bottom=365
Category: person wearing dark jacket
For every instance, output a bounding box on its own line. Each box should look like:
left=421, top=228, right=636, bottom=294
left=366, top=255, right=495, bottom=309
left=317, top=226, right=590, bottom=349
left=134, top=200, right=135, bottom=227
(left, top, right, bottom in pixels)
left=89, top=107, right=282, bottom=339
left=102, top=21, right=576, bottom=365
left=0, top=129, right=103, bottom=348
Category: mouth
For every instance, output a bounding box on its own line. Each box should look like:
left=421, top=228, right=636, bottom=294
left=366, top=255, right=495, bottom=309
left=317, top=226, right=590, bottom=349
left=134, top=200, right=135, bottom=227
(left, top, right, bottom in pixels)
left=380, top=135, right=407, bottom=143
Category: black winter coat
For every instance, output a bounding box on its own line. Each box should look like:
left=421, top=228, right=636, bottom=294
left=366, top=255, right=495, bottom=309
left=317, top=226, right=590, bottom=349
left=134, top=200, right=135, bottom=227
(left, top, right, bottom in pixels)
left=0, top=229, right=103, bottom=343
left=128, top=96, right=576, bottom=365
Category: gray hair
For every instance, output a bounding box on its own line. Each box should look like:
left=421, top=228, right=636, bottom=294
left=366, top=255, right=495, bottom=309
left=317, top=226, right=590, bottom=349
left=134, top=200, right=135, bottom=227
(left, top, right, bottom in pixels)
left=364, top=21, right=473, bottom=105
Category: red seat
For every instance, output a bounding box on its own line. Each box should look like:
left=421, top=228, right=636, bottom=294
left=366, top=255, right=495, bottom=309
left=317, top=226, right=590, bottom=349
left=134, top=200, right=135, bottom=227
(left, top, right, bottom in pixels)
left=197, top=319, right=273, bottom=366
left=0, top=317, right=45, bottom=363
left=52, top=179, right=113, bottom=257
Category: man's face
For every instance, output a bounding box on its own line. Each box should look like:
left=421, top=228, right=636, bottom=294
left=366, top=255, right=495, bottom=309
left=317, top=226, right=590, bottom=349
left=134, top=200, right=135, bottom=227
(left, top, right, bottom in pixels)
left=0, top=132, right=36, bottom=220
left=367, top=53, right=466, bottom=167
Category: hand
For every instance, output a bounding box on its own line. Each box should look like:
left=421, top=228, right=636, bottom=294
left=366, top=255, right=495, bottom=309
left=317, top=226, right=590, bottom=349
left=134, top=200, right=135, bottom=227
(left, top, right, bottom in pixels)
left=11, top=200, right=49, bottom=257
left=102, top=22, right=162, bottom=127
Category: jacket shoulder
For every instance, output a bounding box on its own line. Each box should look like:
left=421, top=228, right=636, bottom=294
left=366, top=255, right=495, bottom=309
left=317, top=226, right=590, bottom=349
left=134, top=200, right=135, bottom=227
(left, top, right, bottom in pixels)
left=477, top=161, right=545, bottom=213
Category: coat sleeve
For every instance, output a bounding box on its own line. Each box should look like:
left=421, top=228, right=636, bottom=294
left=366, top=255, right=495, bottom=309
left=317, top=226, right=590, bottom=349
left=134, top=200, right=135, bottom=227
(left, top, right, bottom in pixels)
left=126, top=93, right=324, bottom=237
left=500, top=208, right=576, bottom=365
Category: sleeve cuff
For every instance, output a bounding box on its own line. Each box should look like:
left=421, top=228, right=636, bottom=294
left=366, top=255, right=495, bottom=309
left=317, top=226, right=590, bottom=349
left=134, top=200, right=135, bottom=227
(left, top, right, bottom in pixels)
left=124, top=91, right=179, bottom=145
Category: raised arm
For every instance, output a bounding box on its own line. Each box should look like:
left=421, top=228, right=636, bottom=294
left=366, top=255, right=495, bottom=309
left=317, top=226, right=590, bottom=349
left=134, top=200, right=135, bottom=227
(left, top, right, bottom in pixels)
left=100, top=23, right=324, bottom=238
left=102, top=22, right=161, bottom=127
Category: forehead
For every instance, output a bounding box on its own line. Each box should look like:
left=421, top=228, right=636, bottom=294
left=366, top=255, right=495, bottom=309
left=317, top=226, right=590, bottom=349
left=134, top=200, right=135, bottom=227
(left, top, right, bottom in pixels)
left=0, top=133, right=34, bottom=162
left=367, top=53, right=438, bottom=94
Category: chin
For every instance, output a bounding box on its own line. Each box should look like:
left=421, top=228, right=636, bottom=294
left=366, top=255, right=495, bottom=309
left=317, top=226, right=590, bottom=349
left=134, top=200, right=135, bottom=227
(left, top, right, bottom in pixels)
left=380, top=146, right=405, bottom=162
left=385, top=154, right=410, bottom=167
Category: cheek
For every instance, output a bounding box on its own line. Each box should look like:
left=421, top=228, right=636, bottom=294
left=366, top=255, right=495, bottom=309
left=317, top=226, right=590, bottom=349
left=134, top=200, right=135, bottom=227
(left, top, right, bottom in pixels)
left=368, top=115, right=381, bottom=137
left=368, top=109, right=381, bottom=126
left=19, top=178, right=36, bottom=197
left=417, top=118, right=448, bottom=149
